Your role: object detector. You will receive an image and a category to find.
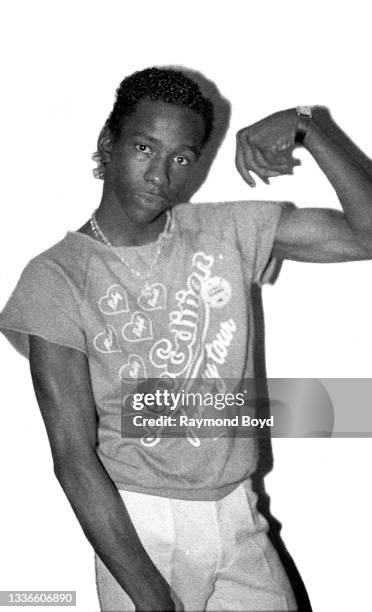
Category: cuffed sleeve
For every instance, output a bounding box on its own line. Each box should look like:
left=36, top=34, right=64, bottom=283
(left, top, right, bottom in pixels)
left=233, top=200, right=296, bottom=286
left=0, top=255, right=87, bottom=358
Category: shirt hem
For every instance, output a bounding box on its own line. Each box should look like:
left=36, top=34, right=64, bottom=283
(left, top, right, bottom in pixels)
left=114, top=480, right=242, bottom=501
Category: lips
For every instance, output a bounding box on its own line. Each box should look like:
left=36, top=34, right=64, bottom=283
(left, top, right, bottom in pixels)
left=136, top=191, right=167, bottom=202
left=133, top=192, right=170, bottom=212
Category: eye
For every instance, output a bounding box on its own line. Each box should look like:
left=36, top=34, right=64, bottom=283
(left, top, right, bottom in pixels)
left=174, top=155, right=189, bottom=166
left=135, top=144, right=151, bottom=153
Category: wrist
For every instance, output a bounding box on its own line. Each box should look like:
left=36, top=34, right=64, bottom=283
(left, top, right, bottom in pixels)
left=295, top=106, right=313, bottom=146
left=300, top=106, right=334, bottom=152
left=131, top=572, right=174, bottom=610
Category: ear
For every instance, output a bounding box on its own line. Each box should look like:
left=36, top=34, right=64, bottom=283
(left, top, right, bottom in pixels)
left=97, top=125, right=113, bottom=164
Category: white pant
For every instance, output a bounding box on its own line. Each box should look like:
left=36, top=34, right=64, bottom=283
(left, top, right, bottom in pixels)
left=95, top=480, right=297, bottom=611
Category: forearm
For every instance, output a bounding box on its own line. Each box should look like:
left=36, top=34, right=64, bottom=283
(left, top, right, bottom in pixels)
left=303, top=108, right=372, bottom=244
left=55, top=450, right=174, bottom=610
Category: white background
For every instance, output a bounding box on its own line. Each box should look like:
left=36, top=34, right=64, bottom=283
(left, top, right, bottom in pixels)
left=1, top=1, right=372, bottom=611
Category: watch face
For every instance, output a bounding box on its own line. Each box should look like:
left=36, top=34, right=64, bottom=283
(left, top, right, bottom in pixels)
left=297, top=105, right=312, bottom=118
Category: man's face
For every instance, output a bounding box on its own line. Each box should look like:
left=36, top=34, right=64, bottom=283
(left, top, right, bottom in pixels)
left=106, top=98, right=206, bottom=223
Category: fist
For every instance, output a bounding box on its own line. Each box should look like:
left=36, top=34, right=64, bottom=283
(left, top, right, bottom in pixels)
left=235, top=108, right=301, bottom=187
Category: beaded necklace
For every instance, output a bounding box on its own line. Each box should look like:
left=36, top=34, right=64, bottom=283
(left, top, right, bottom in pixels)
left=89, top=208, right=174, bottom=289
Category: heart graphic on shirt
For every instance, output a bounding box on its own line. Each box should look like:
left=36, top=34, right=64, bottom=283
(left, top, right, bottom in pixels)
left=99, top=284, right=129, bottom=315
left=122, top=311, right=153, bottom=342
left=93, top=325, right=121, bottom=354
left=138, top=283, right=167, bottom=311
left=119, top=354, right=147, bottom=383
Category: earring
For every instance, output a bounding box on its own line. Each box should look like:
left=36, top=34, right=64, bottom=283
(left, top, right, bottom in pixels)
left=92, top=151, right=105, bottom=180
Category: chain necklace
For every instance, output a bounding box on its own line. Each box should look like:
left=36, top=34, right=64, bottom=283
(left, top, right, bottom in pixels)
left=89, top=209, right=174, bottom=290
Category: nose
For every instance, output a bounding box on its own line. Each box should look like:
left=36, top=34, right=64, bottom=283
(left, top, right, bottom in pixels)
left=144, top=157, right=170, bottom=187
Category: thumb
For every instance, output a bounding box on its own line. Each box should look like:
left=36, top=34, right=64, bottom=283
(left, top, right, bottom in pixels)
left=170, top=589, right=184, bottom=611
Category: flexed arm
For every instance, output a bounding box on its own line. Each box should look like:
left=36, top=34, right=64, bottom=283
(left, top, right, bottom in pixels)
left=235, top=107, right=372, bottom=262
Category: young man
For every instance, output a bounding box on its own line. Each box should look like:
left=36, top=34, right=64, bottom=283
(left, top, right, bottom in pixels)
left=1, top=67, right=372, bottom=612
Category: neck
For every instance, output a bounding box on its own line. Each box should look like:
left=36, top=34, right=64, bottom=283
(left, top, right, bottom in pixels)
left=95, top=187, right=169, bottom=246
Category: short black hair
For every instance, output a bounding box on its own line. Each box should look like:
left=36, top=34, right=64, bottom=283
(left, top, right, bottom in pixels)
left=106, top=66, right=214, bottom=144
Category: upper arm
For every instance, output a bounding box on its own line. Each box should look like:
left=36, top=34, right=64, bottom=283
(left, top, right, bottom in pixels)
left=29, top=335, right=98, bottom=467
left=273, top=206, right=372, bottom=263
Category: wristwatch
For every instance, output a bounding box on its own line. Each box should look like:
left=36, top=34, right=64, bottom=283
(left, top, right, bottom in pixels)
left=295, top=106, right=312, bottom=144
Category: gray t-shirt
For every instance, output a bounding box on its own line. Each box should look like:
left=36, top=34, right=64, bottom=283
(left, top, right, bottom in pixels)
left=0, top=201, right=293, bottom=500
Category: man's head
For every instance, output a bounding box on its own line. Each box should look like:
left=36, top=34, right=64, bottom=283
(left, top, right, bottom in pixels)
left=94, top=67, right=214, bottom=177
left=107, top=67, right=214, bottom=147
left=95, top=67, right=215, bottom=223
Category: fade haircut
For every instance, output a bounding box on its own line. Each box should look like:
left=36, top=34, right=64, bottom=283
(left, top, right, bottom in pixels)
left=92, top=67, right=215, bottom=179
left=107, top=67, right=214, bottom=144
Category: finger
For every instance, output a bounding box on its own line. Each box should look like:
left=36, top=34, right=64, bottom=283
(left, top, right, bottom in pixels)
left=236, top=134, right=285, bottom=185
left=241, top=150, right=283, bottom=185
left=252, top=146, right=290, bottom=173
left=236, top=137, right=277, bottom=179
left=252, top=162, right=294, bottom=183
left=262, top=144, right=297, bottom=166
left=235, top=146, right=256, bottom=187
left=240, top=145, right=282, bottom=183
left=235, top=134, right=270, bottom=187
left=281, top=155, right=302, bottom=172
left=238, top=138, right=301, bottom=185
left=249, top=148, right=288, bottom=180
left=252, top=146, right=275, bottom=169
left=236, top=132, right=259, bottom=170
left=256, top=146, right=303, bottom=176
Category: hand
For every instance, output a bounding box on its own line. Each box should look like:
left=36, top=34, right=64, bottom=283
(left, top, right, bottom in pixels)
left=235, top=108, right=301, bottom=187
left=171, top=589, right=185, bottom=611
left=134, top=585, right=185, bottom=611
left=135, top=596, right=184, bottom=612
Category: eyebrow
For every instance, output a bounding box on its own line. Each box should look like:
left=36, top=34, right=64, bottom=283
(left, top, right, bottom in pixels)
left=130, top=131, right=200, bottom=155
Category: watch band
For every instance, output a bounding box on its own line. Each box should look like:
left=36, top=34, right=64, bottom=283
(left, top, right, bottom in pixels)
left=295, top=106, right=312, bottom=144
